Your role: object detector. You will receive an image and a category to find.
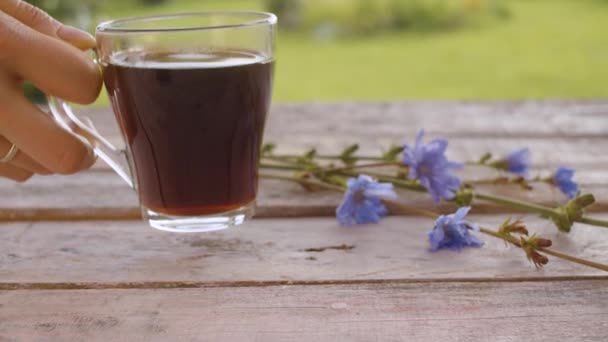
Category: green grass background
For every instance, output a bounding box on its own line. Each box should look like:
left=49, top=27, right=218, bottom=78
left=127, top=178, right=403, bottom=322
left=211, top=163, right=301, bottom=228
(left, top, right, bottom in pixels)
left=91, top=0, right=608, bottom=104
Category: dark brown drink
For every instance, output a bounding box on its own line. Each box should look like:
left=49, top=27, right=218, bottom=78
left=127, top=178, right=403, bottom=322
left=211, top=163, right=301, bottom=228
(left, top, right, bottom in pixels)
left=102, top=50, right=273, bottom=216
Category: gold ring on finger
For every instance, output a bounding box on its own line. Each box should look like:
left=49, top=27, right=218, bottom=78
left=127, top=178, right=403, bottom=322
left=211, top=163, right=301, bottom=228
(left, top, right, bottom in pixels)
left=0, top=143, right=19, bottom=163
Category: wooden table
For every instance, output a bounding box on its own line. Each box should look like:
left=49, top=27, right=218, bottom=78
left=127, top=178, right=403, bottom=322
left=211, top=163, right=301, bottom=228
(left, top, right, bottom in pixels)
left=1, top=101, right=607, bottom=341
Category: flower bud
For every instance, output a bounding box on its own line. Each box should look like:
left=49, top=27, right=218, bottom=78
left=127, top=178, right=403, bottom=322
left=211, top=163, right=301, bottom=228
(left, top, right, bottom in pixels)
left=536, top=238, right=552, bottom=248
left=502, top=219, right=529, bottom=236
left=531, top=251, right=549, bottom=267
left=453, top=187, right=473, bottom=207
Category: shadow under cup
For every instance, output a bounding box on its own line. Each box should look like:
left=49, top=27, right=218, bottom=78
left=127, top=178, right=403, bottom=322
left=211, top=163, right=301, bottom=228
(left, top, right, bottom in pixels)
left=97, top=12, right=276, bottom=232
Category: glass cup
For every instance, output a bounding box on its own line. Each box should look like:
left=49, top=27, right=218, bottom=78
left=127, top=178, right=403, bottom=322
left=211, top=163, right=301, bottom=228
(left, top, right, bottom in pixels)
left=48, top=12, right=276, bottom=233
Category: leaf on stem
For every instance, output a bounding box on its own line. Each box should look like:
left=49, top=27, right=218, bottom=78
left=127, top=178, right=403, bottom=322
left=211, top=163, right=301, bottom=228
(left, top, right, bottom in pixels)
left=382, top=145, right=405, bottom=162
left=552, top=193, right=596, bottom=233
left=340, top=144, right=359, bottom=166
left=478, top=152, right=492, bottom=164
left=261, top=143, right=276, bottom=156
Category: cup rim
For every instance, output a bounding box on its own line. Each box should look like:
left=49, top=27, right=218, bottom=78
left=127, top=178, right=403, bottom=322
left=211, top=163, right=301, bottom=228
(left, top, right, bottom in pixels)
left=96, top=11, right=277, bottom=33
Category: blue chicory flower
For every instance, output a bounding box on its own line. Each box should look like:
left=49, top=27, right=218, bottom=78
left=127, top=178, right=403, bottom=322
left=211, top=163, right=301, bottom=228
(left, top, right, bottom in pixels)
left=336, top=175, right=397, bottom=226
left=427, top=206, right=484, bottom=252
left=505, top=148, right=531, bottom=176
left=553, top=167, right=578, bottom=199
left=402, top=130, right=463, bottom=204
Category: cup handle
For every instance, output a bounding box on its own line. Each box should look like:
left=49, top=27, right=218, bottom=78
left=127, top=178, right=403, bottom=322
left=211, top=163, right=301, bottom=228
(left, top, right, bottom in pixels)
left=47, top=95, right=134, bottom=189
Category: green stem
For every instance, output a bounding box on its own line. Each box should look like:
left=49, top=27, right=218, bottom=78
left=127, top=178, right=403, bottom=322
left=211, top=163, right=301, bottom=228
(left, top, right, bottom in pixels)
left=373, top=177, right=426, bottom=193
left=262, top=156, right=301, bottom=164
left=262, top=161, right=608, bottom=230
left=260, top=162, right=424, bottom=192
left=260, top=173, right=345, bottom=192
left=576, top=216, right=608, bottom=228
left=467, top=177, right=541, bottom=186
left=475, top=192, right=608, bottom=229
left=263, top=172, right=432, bottom=219
left=538, top=246, right=608, bottom=271
left=260, top=162, right=400, bottom=173
left=474, top=192, right=558, bottom=218
left=263, top=173, right=607, bottom=272
left=265, top=154, right=385, bottom=161
left=339, top=170, right=426, bottom=192
left=466, top=159, right=508, bottom=172
left=262, top=157, right=401, bottom=171
left=326, top=161, right=403, bottom=172
left=259, top=163, right=302, bottom=171
left=479, top=227, right=608, bottom=272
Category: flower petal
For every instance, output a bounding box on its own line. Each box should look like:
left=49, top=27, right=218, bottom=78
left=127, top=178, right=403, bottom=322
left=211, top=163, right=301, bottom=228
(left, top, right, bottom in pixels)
left=453, top=206, right=472, bottom=221
left=428, top=207, right=483, bottom=252
left=402, top=130, right=462, bottom=204
left=335, top=175, right=393, bottom=226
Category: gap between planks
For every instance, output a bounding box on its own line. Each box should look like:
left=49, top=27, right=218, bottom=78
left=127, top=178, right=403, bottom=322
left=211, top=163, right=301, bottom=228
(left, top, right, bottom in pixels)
left=83, top=101, right=608, bottom=140
left=2, top=202, right=608, bottom=221
left=2, top=276, right=608, bottom=291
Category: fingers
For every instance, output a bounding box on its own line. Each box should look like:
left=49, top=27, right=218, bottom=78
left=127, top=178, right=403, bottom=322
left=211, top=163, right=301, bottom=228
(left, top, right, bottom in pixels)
left=1, top=0, right=96, bottom=50
left=0, top=135, right=51, bottom=175
left=0, top=163, right=32, bottom=182
left=0, top=1, right=100, bottom=183
left=0, top=77, right=96, bottom=175
left=0, top=11, right=102, bottom=104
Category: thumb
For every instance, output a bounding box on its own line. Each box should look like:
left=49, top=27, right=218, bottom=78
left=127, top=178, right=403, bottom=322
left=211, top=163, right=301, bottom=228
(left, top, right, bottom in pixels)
left=2, top=0, right=96, bottom=50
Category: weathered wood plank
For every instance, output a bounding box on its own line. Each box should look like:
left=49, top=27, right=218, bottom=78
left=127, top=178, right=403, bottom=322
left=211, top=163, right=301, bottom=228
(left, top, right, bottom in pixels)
left=0, top=102, right=604, bottom=341
left=87, top=120, right=608, bottom=170
left=82, top=100, right=608, bottom=139
left=3, top=101, right=604, bottom=220
left=0, top=169, right=606, bottom=221
left=82, top=101, right=608, bottom=169
left=1, top=215, right=607, bottom=284
left=1, top=280, right=607, bottom=341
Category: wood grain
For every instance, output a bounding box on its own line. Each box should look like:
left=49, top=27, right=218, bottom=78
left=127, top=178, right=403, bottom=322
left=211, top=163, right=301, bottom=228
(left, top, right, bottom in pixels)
left=1, top=101, right=606, bottom=341
left=2, top=101, right=605, bottom=220
left=1, top=215, right=607, bottom=284
left=0, top=169, right=607, bottom=221
left=1, top=280, right=607, bottom=342
left=84, top=101, right=608, bottom=167
left=82, top=100, right=608, bottom=139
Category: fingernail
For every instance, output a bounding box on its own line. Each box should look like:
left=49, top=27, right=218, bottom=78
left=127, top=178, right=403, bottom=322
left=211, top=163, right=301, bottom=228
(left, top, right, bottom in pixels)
left=57, top=25, right=97, bottom=51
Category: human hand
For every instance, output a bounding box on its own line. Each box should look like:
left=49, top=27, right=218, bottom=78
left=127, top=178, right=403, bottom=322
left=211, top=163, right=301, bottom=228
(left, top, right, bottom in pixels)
left=0, top=0, right=102, bottom=181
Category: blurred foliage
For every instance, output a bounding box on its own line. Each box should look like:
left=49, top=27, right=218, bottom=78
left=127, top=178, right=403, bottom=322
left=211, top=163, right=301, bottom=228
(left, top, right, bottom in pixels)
left=27, top=0, right=76, bottom=19
left=265, top=0, right=510, bottom=38
left=23, top=0, right=98, bottom=103
left=22, top=0, right=166, bottom=103
left=21, top=82, right=46, bottom=104
left=14, top=0, right=608, bottom=103
left=26, top=0, right=96, bottom=25
left=140, top=0, right=170, bottom=4
left=264, top=0, right=303, bottom=29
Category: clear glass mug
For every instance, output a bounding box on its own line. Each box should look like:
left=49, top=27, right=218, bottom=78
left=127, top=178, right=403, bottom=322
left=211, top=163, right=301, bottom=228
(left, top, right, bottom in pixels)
left=48, top=12, right=276, bottom=233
